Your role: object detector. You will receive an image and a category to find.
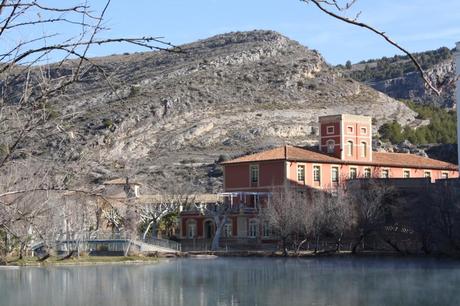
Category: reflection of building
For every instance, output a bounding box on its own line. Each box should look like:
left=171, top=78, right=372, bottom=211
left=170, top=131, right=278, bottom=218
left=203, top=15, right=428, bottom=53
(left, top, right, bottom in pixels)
left=180, top=114, right=458, bottom=247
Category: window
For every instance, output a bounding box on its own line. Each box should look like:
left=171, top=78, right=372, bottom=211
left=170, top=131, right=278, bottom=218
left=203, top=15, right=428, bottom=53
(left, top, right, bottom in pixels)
left=381, top=169, right=389, bottom=179
left=327, top=140, right=335, bottom=153
left=187, top=220, right=197, bottom=239
left=361, top=127, right=367, bottom=135
left=361, top=142, right=367, bottom=158
left=403, top=170, right=410, bottom=178
left=327, top=126, right=334, bottom=134
left=347, top=126, right=354, bottom=134
left=347, top=141, right=354, bottom=156
left=263, top=221, right=270, bottom=238
left=442, top=172, right=449, bottom=179
left=223, top=222, right=232, bottom=238
left=331, top=167, right=339, bottom=183
left=250, top=165, right=259, bottom=184
left=349, top=167, right=357, bottom=179
left=424, top=171, right=431, bottom=178
left=364, top=168, right=371, bottom=178
left=297, top=165, right=305, bottom=182
left=248, top=220, right=258, bottom=238
left=313, top=166, right=321, bottom=182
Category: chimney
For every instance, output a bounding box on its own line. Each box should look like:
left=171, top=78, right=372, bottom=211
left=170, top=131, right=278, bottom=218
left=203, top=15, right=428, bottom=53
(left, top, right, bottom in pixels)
left=456, top=42, right=460, bottom=171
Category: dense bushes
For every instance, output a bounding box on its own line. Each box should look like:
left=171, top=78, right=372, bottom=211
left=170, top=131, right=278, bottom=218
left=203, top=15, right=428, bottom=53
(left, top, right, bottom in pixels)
left=378, top=101, right=457, bottom=145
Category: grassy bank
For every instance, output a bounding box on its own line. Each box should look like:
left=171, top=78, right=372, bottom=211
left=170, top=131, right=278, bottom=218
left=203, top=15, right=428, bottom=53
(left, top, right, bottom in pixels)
left=3, top=255, right=162, bottom=267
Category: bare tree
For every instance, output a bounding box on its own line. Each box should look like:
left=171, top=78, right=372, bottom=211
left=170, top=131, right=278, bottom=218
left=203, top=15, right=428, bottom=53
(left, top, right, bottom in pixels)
left=0, top=1, right=176, bottom=171
left=346, top=179, right=396, bottom=253
left=264, top=186, right=304, bottom=256
left=137, top=181, right=196, bottom=240
left=301, top=0, right=452, bottom=95
left=0, top=1, right=176, bottom=259
left=297, top=188, right=350, bottom=253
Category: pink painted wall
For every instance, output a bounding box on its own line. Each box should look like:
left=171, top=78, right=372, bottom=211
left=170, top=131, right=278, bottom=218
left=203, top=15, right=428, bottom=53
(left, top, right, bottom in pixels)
left=224, top=161, right=285, bottom=192
left=286, top=161, right=458, bottom=189
left=342, top=121, right=372, bottom=163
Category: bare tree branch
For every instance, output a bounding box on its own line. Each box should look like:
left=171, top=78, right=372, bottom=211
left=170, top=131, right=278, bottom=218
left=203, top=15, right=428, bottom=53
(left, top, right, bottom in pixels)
left=302, top=0, right=443, bottom=95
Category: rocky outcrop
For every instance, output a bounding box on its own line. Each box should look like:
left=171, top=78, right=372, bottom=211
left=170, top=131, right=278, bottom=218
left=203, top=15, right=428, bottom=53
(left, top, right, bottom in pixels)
left=369, top=60, right=455, bottom=108
left=343, top=48, right=456, bottom=108
left=4, top=30, right=418, bottom=193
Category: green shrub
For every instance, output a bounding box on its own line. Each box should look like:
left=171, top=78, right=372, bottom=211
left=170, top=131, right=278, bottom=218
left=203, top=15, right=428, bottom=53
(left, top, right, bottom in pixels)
left=129, top=85, right=141, bottom=97
left=379, top=100, right=457, bottom=145
left=102, top=118, right=113, bottom=129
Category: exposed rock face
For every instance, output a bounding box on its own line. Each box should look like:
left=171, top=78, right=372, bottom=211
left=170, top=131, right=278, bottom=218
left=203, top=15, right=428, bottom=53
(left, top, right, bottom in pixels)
left=370, top=60, right=455, bottom=108
left=4, top=30, right=418, bottom=192
left=342, top=48, right=456, bottom=108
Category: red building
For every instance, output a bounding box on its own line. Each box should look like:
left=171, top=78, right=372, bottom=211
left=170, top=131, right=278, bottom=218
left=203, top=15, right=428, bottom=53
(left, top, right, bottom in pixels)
left=180, top=114, right=458, bottom=246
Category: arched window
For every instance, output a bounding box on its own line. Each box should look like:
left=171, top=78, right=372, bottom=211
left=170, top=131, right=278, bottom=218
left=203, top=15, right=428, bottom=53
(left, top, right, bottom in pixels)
left=223, top=222, right=232, bottom=238
left=263, top=221, right=271, bottom=238
left=248, top=219, right=258, bottom=238
left=347, top=141, right=354, bottom=156
left=361, top=142, right=367, bottom=157
left=327, top=140, right=335, bottom=153
left=186, top=220, right=197, bottom=239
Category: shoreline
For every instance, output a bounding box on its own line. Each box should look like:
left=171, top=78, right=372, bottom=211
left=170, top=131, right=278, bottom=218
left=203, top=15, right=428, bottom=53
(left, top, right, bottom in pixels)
left=1, top=255, right=164, bottom=267
left=2, top=250, right=460, bottom=267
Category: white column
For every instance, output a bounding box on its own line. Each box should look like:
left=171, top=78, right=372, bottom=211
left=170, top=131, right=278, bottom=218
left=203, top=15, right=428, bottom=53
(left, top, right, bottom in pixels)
left=456, top=42, right=460, bottom=171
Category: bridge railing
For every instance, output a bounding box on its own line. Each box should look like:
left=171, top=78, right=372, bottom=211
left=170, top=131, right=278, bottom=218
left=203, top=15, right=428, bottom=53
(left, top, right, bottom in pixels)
left=142, top=237, right=182, bottom=252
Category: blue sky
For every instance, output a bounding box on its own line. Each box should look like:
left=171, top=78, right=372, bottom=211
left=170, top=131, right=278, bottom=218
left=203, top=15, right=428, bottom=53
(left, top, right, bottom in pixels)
left=6, top=0, right=460, bottom=65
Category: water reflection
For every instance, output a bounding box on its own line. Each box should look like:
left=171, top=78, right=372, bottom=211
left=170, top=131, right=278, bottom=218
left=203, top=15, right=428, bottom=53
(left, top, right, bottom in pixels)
left=1, top=258, right=460, bottom=306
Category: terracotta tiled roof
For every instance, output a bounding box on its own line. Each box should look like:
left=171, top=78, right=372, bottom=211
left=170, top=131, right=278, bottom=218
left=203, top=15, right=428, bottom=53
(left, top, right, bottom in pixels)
left=221, top=146, right=342, bottom=164
left=372, top=152, right=456, bottom=170
left=222, top=145, right=458, bottom=171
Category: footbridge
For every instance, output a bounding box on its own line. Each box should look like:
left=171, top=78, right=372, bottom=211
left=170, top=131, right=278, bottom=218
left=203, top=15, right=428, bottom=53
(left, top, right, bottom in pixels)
left=31, top=237, right=181, bottom=256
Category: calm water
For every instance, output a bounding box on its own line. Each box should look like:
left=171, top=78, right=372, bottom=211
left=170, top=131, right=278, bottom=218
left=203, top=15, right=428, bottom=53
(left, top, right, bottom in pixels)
left=1, top=257, right=460, bottom=306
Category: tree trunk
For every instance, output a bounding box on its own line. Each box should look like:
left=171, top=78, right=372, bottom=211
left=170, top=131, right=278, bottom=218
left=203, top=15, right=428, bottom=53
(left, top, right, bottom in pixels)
left=19, top=242, right=25, bottom=260
left=143, top=220, right=156, bottom=240
left=282, top=238, right=288, bottom=256
left=384, top=239, right=405, bottom=255
left=352, top=235, right=364, bottom=254
left=314, top=234, right=320, bottom=253
left=335, top=234, right=343, bottom=253
left=211, top=215, right=227, bottom=251
left=296, top=239, right=308, bottom=255
left=58, top=250, right=75, bottom=261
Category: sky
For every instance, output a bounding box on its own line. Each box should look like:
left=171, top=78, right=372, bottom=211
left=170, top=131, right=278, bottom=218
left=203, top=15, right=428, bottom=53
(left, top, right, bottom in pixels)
left=5, top=0, right=460, bottom=65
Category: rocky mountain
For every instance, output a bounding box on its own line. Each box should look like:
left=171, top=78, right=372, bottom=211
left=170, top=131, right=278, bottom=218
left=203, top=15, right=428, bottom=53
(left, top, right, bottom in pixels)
left=3, top=30, right=418, bottom=193
left=341, top=47, right=456, bottom=108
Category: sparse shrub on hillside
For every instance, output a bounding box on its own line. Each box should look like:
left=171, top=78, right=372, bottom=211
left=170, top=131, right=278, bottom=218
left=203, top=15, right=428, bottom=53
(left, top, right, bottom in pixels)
left=40, top=102, right=60, bottom=120
left=345, top=60, right=352, bottom=70
left=129, top=85, right=141, bottom=97
left=0, top=144, right=8, bottom=159
left=102, top=118, right=113, bottom=129
left=216, top=154, right=229, bottom=163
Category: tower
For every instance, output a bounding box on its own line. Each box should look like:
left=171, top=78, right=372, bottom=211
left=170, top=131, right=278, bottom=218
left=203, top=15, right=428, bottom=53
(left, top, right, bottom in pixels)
left=319, top=114, right=372, bottom=162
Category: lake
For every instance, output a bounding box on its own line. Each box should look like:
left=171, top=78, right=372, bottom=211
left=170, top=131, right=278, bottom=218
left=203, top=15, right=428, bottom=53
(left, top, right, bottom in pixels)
left=1, top=257, right=460, bottom=306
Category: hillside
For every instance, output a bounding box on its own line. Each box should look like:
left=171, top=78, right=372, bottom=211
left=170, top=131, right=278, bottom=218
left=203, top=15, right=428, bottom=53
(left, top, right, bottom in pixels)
left=2, top=30, right=417, bottom=193
left=340, top=47, right=456, bottom=108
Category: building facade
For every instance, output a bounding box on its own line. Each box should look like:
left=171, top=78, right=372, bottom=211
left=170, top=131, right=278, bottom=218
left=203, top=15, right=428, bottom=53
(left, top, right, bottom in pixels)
left=180, top=114, right=459, bottom=246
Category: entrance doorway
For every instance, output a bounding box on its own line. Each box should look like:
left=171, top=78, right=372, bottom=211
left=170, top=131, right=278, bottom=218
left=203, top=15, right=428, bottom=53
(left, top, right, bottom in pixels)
left=204, top=220, right=214, bottom=239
